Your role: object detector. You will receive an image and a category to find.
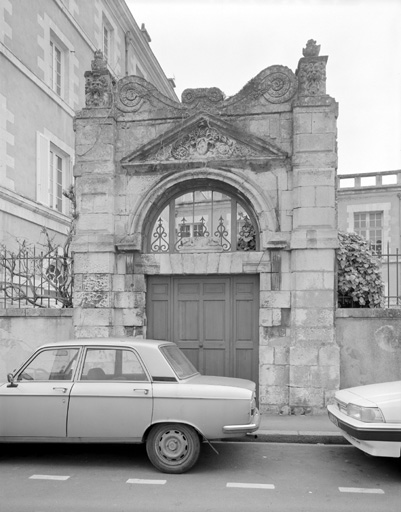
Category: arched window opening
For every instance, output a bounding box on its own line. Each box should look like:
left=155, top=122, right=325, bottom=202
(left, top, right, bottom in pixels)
left=149, top=189, right=258, bottom=253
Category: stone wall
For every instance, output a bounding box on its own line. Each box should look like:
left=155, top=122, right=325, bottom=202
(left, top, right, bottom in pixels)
left=0, top=309, right=74, bottom=380
left=336, top=309, right=401, bottom=388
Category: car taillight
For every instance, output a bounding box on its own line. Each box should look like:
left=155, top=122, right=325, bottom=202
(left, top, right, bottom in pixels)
left=250, top=392, right=257, bottom=416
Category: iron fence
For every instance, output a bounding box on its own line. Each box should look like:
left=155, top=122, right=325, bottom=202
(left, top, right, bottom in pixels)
left=0, top=246, right=72, bottom=308
left=382, top=244, right=401, bottom=307
left=338, top=243, right=401, bottom=308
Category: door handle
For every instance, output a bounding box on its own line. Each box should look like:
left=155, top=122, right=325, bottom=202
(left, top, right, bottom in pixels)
left=53, top=387, right=68, bottom=393
left=133, top=388, right=149, bottom=395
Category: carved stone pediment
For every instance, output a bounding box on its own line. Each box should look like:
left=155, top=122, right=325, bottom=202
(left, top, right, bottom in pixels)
left=121, top=112, right=288, bottom=167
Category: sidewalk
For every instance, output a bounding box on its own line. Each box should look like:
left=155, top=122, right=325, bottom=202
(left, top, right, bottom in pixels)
left=245, top=412, right=349, bottom=444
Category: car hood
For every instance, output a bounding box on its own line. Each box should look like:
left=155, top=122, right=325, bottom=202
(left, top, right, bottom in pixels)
left=337, top=381, right=401, bottom=422
left=188, top=374, right=256, bottom=392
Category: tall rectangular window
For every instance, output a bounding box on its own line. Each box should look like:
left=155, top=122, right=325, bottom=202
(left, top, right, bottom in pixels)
left=50, top=40, right=62, bottom=96
left=354, top=211, right=383, bottom=254
left=49, top=148, right=64, bottom=212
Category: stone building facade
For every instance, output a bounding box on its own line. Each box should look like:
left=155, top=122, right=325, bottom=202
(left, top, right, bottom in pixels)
left=0, top=0, right=177, bottom=249
left=73, top=40, right=339, bottom=414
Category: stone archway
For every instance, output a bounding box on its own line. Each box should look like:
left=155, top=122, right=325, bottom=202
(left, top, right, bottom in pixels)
left=73, top=42, right=339, bottom=414
left=126, top=168, right=278, bottom=253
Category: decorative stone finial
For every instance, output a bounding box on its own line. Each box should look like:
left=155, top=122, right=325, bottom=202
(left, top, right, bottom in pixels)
left=91, top=50, right=108, bottom=71
left=84, top=50, right=115, bottom=108
left=302, top=39, right=321, bottom=58
left=297, top=40, right=327, bottom=97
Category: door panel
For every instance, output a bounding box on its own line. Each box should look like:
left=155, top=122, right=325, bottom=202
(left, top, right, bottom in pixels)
left=0, top=382, right=72, bottom=437
left=147, top=275, right=259, bottom=386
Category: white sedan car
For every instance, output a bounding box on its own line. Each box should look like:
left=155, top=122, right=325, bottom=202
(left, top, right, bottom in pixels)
left=0, top=338, right=260, bottom=473
left=327, top=380, right=401, bottom=458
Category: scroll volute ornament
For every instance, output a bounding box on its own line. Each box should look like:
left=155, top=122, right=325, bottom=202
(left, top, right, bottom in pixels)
left=84, top=50, right=115, bottom=108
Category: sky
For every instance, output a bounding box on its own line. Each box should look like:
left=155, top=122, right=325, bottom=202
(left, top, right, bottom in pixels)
left=126, top=0, right=401, bottom=175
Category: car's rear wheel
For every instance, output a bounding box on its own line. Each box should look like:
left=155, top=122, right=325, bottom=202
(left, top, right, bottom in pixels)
left=146, top=423, right=201, bottom=474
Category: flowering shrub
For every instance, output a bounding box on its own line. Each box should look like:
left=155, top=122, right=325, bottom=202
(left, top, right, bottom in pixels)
left=337, top=231, right=384, bottom=308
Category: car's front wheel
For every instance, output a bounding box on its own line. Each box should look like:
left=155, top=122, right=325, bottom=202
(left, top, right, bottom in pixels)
left=146, top=423, right=201, bottom=474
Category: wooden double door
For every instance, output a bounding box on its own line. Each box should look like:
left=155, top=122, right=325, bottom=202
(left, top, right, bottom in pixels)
left=147, top=275, right=259, bottom=385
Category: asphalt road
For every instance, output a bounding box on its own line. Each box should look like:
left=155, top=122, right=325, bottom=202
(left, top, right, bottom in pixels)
left=0, top=442, right=400, bottom=512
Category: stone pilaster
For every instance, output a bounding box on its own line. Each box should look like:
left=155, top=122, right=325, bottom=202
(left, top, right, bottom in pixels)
left=289, top=40, right=339, bottom=413
left=72, top=51, right=117, bottom=338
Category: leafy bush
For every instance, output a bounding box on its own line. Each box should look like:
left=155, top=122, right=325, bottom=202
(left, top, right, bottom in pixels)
left=337, top=231, right=384, bottom=308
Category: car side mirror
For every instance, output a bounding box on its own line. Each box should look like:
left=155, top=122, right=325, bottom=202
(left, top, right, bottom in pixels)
left=7, top=373, right=18, bottom=388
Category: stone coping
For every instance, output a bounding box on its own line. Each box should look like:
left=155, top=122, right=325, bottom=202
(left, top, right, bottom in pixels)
left=336, top=308, right=401, bottom=318
left=0, top=309, right=73, bottom=317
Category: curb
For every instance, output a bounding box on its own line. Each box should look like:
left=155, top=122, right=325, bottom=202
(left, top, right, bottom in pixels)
left=223, top=432, right=350, bottom=445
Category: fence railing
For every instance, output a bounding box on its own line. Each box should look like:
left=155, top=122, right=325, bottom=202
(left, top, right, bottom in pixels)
left=382, top=244, right=401, bottom=307
left=338, top=243, right=401, bottom=308
left=0, top=246, right=72, bottom=308
left=1, top=243, right=400, bottom=309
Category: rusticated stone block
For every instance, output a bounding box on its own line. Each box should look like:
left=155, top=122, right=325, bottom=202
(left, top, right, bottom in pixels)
left=292, top=290, right=334, bottom=308
left=74, top=307, right=113, bottom=326
left=292, top=308, right=334, bottom=327
left=260, top=308, right=273, bottom=327
left=274, top=346, right=290, bottom=365
left=290, top=346, right=318, bottom=366
left=259, top=385, right=289, bottom=405
left=319, top=344, right=340, bottom=366
left=293, top=326, right=335, bottom=343
left=260, top=291, right=291, bottom=308
left=291, top=249, right=335, bottom=272
left=74, top=291, right=110, bottom=308
left=289, top=387, right=324, bottom=408
left=122, top=308, right=144, bottom=326
left=310, top=364, right=339, bottom=389
left=260, top=364, right=289, bottom=386
left=259, top=346, right=274, bottom=365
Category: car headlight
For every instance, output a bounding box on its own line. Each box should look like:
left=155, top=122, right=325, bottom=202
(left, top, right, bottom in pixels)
left=346, top=403, right=385, bottom=423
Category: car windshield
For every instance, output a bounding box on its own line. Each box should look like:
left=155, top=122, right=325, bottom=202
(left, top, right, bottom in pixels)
left=160, top=345, right=199, bottom=380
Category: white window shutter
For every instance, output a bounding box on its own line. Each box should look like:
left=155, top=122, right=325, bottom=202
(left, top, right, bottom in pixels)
left=36, top=132, right=50, bottom=205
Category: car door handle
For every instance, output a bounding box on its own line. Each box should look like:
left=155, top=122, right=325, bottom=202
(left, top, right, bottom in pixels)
left=133, top=389, right=149, bottom=395
left=53, top=387, right=68, bottom=393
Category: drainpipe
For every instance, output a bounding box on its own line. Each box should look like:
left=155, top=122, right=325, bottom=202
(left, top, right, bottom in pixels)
left=125, top=32, right=132, bottom=76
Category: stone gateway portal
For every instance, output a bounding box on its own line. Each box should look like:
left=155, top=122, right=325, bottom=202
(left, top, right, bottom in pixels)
left=73, top=40, right=339, bottom=414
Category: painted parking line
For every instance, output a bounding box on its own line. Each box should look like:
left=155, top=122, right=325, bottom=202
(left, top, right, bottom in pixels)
left=339, top=487, right=384, bottom=494
left=29, top=475, right=70, bottom=481
left=227, top=483, right=275, bottom=489
left=126, top=478, right=167, bottom=485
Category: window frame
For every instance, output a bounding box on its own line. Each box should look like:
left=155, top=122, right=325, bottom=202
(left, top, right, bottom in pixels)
left=354, top=211, right=383, bottom=254
left=147, top=186, right=259, bottom=253
left=79, top=347, right=150, bottom=382
left=16, top=347, right=81, bottom=382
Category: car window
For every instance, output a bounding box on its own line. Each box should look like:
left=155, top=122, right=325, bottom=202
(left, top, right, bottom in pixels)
left=80, top=348, right=148, bottom=381
left=17, top=348, right=79, bottom=381
left=160, top=345, right=198, bottom=380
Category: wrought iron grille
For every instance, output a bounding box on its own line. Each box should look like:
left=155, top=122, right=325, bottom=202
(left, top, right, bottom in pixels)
left=149, top=190, right=257, bottom=253
left=0, top=246, right=72, bottom=308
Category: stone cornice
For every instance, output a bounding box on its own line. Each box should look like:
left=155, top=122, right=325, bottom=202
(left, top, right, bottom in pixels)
left=0, top=186, right=71, bottom=233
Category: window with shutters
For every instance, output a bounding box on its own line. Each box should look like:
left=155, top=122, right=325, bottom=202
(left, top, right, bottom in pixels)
left=36, top=132, right=73, bottom=215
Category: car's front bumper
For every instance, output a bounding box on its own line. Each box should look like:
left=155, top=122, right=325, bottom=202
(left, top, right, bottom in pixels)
left=327, top=405, right=401, bottom=457
left=222, top=408, right=260, bottom=435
